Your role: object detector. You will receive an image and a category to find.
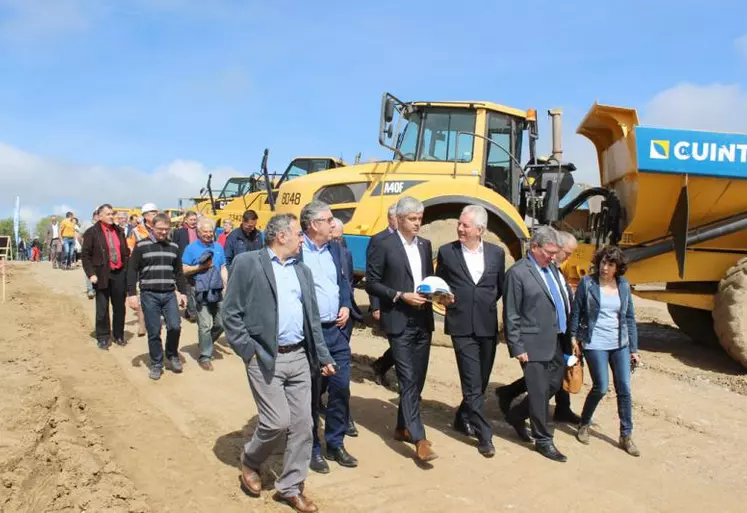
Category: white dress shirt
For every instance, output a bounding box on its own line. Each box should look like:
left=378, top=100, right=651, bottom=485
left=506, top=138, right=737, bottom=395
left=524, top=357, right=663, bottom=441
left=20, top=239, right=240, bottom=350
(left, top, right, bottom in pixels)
left=398, top=231, right=423, bottom=291
left=52, top=223, right=59, bottom=239
left=461, top=240, right=485, bottom=284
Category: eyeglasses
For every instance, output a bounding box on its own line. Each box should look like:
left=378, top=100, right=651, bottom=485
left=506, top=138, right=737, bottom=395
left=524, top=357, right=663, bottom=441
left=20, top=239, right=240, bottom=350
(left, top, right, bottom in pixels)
left=315, top=216, right=334, bottom=224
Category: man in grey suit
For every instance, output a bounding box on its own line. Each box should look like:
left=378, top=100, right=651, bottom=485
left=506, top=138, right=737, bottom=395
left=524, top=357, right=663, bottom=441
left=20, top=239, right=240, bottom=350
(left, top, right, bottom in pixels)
left=222, top=213, right=336, bottom=513
left=503, top=225, right=570, bottom=463
left=45, top=215, right=62, bottom=267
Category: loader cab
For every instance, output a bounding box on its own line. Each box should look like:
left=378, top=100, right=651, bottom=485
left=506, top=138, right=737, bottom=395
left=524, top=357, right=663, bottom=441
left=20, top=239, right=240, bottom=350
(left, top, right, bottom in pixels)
left=379, top=93, right=527, bottom=206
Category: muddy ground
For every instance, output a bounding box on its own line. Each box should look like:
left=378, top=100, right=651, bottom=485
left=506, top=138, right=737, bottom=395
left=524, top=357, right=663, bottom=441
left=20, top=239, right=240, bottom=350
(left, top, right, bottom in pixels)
left=1, top=262, right=746, bottom=513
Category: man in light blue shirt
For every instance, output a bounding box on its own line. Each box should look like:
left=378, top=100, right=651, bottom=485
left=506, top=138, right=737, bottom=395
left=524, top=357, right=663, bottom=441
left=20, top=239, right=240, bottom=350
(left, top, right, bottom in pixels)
left=300, top=200, right=356, bottom=474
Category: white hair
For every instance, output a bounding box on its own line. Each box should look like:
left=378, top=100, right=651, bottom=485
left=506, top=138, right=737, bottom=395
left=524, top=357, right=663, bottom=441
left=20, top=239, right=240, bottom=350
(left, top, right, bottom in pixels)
left=332, top=217, right=344, bottom=230
left=300, top=200, right=331, bottom=231
left=387, top=203, right=397, bottom=218
left=530, top=225, right=560, bottom=247
left=395, top=196, right=424, bottom=217
left=461, top=205, right=488, bottom=230
left=557, top=230, right=577, bottom=246
left=197, top=217, right=215, bottom=230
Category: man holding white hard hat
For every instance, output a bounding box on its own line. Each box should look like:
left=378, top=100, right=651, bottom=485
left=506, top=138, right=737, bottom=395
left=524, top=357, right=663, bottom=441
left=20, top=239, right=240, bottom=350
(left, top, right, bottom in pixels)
left=435, top=205, right=505, bottom=457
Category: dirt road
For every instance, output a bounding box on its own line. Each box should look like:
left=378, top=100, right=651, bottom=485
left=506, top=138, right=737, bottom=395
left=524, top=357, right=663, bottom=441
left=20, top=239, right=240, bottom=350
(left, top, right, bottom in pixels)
left=1, top=262, right=746, bottom=513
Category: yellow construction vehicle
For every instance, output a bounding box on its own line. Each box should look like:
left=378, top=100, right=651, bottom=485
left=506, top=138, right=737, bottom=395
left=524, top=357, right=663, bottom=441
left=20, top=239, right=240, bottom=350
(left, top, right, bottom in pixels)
left=260, top=92, right=576, bottom=302
left=559, top=103, right=747, bottom=369
left=214, top=151, right=346, bottom=226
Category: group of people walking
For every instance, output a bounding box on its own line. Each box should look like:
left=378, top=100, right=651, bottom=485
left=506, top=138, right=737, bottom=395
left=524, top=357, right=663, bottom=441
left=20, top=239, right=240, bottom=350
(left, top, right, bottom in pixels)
left=77, top=195, right=641, bottom=513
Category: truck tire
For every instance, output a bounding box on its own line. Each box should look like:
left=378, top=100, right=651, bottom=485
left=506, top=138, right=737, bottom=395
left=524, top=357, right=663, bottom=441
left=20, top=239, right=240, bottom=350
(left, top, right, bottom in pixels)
left=712, top=257, right=747, bottom=369
left=666, top=304, right=718, bottom=346
left=418, top=218, right=516, bottom=319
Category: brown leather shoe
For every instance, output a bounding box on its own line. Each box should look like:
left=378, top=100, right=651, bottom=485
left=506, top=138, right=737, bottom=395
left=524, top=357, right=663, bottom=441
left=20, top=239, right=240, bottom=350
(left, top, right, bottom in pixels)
left=273, top=492, right=318, bottom=513
left=415, top=440, right=438, bottom=462
left=393, top=427, right=413, bottom=443
left=199, top=360, right=214, bottom=371
left=239, top=465, right=262, bottom=497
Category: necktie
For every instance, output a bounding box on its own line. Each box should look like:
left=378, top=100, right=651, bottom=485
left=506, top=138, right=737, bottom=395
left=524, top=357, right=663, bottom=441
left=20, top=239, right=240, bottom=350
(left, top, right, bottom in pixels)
left=541, top=266, right=567, bottom=333
left=107, top=228, right=118, bottom=265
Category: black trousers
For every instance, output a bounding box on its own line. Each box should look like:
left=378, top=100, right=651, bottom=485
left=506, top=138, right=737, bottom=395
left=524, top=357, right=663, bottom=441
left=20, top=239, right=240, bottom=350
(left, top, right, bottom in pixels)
left=507, top=340, right=565, bottom=445
left=453, top=335, right=497, bottom=444
left=94, top=268, right=126, bottom=341
left=502, top=377, right=572, bottom=412
left=389, top=317, right=432, bottom=442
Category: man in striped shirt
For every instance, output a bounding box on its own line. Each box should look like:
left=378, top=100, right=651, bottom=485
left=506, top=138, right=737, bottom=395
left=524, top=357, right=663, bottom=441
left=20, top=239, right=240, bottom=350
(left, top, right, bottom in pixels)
left=127, top=213, right=189, bottom=380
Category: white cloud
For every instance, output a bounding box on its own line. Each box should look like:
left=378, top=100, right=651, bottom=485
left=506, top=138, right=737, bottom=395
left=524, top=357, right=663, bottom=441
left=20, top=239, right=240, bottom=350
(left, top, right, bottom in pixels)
left=0, top=141, right=238, bottom=232
left=644, top=83, right=747, bottom=132
left=0, top=0, right=90, bottom=42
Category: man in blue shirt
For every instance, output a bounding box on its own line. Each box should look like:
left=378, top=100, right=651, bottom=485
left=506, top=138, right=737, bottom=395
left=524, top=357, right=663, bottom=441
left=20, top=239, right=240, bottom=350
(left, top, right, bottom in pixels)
left=224, top=209, right=263, bottom=267
left=182, top=217, right=228, bottom=371
left=300, top=200, right=356, bottom=474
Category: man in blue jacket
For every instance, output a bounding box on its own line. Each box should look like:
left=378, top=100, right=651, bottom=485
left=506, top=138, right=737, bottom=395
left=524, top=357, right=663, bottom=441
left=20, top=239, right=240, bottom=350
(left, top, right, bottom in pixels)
left=299, top=200, right=357, bottom=474
left=182, top=217, right=228, bottom=371
left=224, top=209, right=263, bottom=267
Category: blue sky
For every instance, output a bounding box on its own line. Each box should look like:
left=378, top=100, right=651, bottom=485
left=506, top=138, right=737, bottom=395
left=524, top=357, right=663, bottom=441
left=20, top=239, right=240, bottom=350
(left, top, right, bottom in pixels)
left=2, top=0, right=747, bottom=227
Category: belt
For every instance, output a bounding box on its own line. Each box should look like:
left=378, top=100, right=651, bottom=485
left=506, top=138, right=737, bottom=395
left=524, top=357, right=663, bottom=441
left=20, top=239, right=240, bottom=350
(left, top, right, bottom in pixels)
left=277, top=342, right=304, bottom=354
left=321, top=321, right=337, bottom=328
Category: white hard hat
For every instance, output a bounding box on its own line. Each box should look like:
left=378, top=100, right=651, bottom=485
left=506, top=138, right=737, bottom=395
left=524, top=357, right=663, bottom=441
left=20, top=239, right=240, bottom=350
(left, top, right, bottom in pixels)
left=141, top=202, right=158, bottom=213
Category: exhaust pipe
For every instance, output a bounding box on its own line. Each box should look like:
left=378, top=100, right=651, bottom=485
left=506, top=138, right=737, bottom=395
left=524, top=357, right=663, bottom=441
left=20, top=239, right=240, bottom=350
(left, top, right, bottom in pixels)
left=548, top=108, right=563, bottom=162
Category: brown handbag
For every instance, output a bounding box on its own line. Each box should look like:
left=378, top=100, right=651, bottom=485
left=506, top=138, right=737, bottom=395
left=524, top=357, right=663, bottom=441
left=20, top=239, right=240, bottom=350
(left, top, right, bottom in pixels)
left=562, top=359, right=584, bottom=394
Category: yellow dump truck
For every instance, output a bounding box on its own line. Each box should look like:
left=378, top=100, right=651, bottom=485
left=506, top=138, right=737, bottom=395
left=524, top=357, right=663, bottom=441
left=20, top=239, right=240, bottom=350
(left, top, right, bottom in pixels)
left=562, top=103, right=747, bottom=369
left=258, top=92, right=578, bottom=315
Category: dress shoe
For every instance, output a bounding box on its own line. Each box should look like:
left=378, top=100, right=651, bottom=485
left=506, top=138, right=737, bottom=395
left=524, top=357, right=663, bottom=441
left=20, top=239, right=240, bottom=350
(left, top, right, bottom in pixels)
left=239, top=465, right=262, bottom=497
left=325, top=446, right=358, bottom=468
left=113, top=337, right=127, bottom=347
left=495, top=386, right=513, bottom=417
left=508, top=419, right=534, bottom=443
left=453, top=418, right=477, bottom=438
left=478, top=441, right=496, bottom=458
left=309, top=454, right=329, bottom=474
left=554, top=408, right=582, bottom=425
left=536, top=443, right=568, bottom=462
left=345, top=420, right=359, bottom=437
left=393, top=427, right=413, bottom=444
left=97, top=339, right=109, bottom=350
left=415, top=440, right=438, bottom=462
left=198, top=360, right=213, bottom=372
left=273, top=492, right=318, bottom=513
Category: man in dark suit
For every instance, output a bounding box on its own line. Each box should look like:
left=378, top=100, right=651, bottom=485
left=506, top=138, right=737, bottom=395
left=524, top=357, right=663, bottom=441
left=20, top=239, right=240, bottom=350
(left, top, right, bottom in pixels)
left=298, top=201, right=357, bottom=474
left=81, top=203, right=130, bottom=350
left=435, top=205, right=505, bottom=457
left=172, top=211, right=198, bottom=321
left=366, top=196, right=438, bottom=463
left=331, top=218, right=363, bottom=324
left=496, top=231, right=581, bottom=424
left=368, top=203, right=397, bottom=386
left=503, top=225, right=570, bottom=462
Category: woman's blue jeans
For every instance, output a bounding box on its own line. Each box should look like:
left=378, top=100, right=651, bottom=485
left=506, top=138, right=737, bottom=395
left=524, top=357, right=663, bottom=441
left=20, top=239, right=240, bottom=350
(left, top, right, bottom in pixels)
left=581, top=345, right=633, bottom=437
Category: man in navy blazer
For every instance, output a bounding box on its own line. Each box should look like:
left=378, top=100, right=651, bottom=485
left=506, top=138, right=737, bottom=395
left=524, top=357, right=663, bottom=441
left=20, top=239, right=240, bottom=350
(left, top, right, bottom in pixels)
left=367, top=203, right=398, bottom=386
left=298, top=200, right=357, bottom=474
left=436, top=205, right=505, bottom=458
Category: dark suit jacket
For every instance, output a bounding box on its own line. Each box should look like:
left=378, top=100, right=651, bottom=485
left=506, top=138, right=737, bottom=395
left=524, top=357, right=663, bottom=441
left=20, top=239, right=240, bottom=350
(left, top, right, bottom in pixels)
left=222, top=248, right=335, bottom=377
left=81, top=223, right=130, bottom=289
left=365, top=232, right=435, bottom=335
left=436, top=241, right=505, bottom=338
left=171, top=227, right=191, bottom=257
left=502, top=257, right=570, bottom=361
left=339, top=241, right=363, bottom=323
left=366, top=228, right=394, bottom=312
